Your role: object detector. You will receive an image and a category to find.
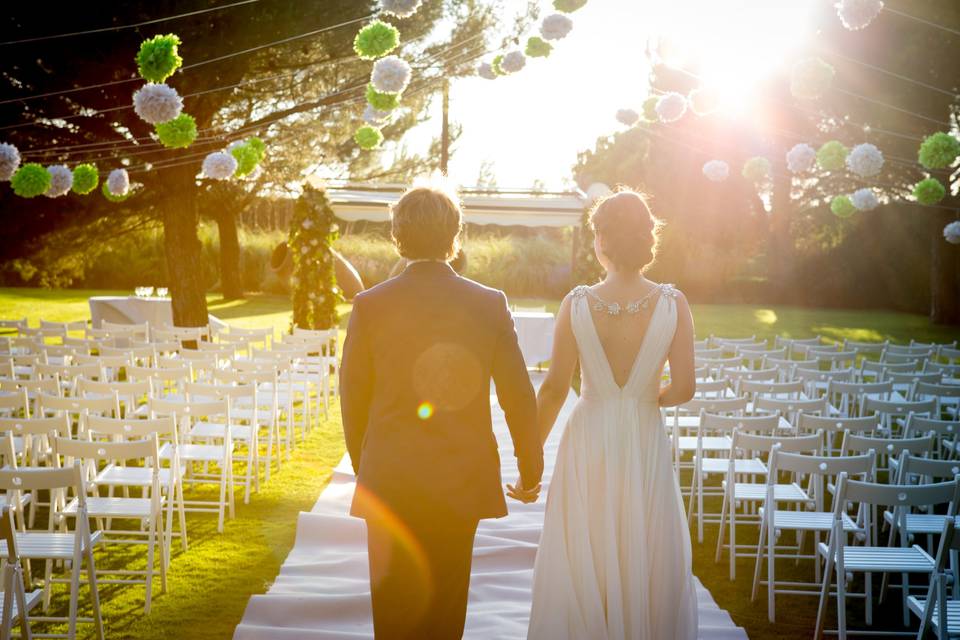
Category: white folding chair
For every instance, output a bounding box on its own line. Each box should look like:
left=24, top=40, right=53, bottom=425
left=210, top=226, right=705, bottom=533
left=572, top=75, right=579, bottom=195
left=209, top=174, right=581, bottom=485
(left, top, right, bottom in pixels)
left=909, top=518, right=960, bottom=639
left=0, top=505, right=41, bottom=640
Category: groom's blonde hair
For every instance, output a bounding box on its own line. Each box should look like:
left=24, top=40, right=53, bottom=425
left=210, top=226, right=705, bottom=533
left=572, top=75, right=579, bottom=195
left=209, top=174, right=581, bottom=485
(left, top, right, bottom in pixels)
left=391, top=180, right=463, bottom=262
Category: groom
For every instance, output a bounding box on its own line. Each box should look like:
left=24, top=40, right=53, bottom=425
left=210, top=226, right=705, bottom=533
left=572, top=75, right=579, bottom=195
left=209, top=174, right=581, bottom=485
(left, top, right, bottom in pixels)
left=340, top=183, right=544, bottom=639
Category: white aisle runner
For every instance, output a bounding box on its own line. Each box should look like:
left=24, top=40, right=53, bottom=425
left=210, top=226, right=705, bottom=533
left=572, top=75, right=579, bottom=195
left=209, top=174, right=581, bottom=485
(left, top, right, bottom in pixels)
left=235, top=378, right=748, bottom=639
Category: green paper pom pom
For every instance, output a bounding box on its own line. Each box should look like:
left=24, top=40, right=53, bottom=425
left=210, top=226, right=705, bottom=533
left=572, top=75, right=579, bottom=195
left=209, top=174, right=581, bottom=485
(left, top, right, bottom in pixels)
left=830, top=195, right=856, bottom=218
left=742, top=156, right=771, bottom=183
left=525, top=36, right=552, bottom=58
left=231, top=144, right=260, bottom=177
left=354, top=126, right=384, bottom=150
left=71, top=164, right=99, bottom=195
left=102, top=179, right=132, bottom=203
left=641, top=96, right=659, bottom=122
left=10, top=163, right=51, bottom=198
left=246, top=137, right=266, bottom=161
left=817, top=140, right=848, bottom=171
left=918, top=132, right=960, bottom=170
left=491, top=54, right=505, bottom=76
left=553, top=0, right=587, bottom=11
left=366, top=84, right=400, bottom=111
left=136, top=34, right=183, bottom=83
left=353, top=21, right=399, bottom=60
left=913, top=177, right=947, bottom=205
left=155, top=113, right=197, bottom=149
left=790, top=57, right=834, bottom=100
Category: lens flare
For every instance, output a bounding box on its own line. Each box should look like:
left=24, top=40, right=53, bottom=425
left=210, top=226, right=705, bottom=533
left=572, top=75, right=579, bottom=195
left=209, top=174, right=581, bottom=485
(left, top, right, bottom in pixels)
left=417, top=402, right=434, bottom=420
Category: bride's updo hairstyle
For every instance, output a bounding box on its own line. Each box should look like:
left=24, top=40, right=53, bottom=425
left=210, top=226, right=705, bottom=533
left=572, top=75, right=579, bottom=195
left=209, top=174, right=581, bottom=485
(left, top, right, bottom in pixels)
left=589, top=189, right=662, bottom=272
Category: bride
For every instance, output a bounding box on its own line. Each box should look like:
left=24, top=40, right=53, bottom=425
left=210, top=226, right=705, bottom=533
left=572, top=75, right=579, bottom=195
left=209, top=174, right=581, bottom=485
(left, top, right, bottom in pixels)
left=527, top=190, right=698, bottom=639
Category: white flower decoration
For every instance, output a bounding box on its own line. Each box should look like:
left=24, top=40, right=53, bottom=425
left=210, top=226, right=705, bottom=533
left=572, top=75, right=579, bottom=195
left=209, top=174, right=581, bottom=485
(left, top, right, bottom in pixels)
left=363, top=104, right=389, bottom=125
left=656, top=92, right=687, bottom=123
left=202, top=151, right=238, bottom=180
left=227, top=140, right=244, bottom=152
left=944, top=221, right=960, bottom=245
left=501, top=50, right=526, bottom=74
left=616, top=109, right=640, bottom=126
left=702, top=160, right=729, bottom=182
left=477, top=62, right=497, bottom=80
left=380, top=0, right=421, bottom=18
left=132, top=83, right=183, bottom=125
left=540, top=13, right=573, bottom=41
left=786, top=143, right=817, bottom=174
left=851, top=187, right=879, bottom=211
left=371, top=55, right=411, bottom=94
left=0, top=142, right=21, bottom=181
left=836, top=0, right=884, bottom=30
left=45, top=165, right=73, bottom=198
left=846, top=142, right=884, bottom=177
left=300, top=245, right=309, bottom=255
left=302, top=219, right=314, bottom=229
left=107, top=168, right=130, bottom=197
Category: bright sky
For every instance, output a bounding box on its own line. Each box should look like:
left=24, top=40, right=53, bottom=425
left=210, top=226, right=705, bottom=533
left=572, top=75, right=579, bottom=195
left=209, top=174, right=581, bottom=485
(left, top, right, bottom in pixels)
left=408, top=0, right=817, bottom=190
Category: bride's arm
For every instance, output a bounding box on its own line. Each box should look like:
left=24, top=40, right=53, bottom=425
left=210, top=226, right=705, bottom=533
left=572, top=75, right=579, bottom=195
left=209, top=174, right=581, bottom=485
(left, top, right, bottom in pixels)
left=537, top=294, right=578, bottom=445
left=659, top=291, right=696, bottom=407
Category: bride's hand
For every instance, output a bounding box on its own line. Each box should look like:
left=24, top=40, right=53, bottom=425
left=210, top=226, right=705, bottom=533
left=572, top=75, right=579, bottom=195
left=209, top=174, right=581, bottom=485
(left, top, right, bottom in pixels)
left=506, top=481, right=540, bottom=503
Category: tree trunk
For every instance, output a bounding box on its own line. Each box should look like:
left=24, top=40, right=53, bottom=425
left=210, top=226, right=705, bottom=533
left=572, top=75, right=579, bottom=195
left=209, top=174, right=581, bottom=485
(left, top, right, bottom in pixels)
left=163, top=166, right=209, bottom=327
left=214, top=209, right=244, bottom=301
left=767, top=169, right=794, bottom=303
left=930, top=206, right=960, bottom=325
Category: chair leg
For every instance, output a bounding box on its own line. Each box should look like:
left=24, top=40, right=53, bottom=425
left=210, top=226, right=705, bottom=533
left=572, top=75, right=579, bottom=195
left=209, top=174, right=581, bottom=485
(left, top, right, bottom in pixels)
left=729, top=496, right=737, bottom=581
left=814, top=539, right=836, bottom=640
left=84, top=541, right=103, bottom=640
left=217, top=465, right=227, bottom=533
left=145, top=512, right=154, bottom=614
left=836, top=561, right=847, bottom=640
left=767, top=517, right=777, bottom=622
left=715, top=488, right=729, bottom=563
left=901, top=572, right=910, bottom=626
left=176, top=479, right=188, bottom=551
left=2, top=564, right=14, bottom=640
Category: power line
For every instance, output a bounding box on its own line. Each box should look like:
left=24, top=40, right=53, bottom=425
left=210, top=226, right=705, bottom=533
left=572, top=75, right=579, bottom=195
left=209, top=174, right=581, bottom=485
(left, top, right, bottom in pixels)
left=823, top=48, right=958, bottom=99
left=885, top=6, right=960, bottom=39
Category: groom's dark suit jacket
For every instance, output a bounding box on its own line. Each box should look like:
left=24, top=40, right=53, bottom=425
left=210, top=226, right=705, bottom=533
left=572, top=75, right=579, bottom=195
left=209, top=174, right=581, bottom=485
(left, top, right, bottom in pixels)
left=340, top=261, right=543, bottom=525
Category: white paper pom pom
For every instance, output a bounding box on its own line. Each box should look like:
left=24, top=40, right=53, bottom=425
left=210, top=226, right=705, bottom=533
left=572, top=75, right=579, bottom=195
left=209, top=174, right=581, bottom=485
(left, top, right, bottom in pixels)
left=202, top=151, right=238, bottom=180
left=851, top=187, right=879, bottom=211
left=656, top=92, right=687, bottom=123
left=132, top=83, right=183, bottom=125
left=501, top=50, right=526, bottom=74
left=477, top=62, right=497, bottom=80
left=0, top=143, right=21, bottom=182
left=944, top=220, right=960, bottom=245
left=702, top=160, right=729, bottom=182
left=836, top=0, right=883, bottom=30
left=45, top=164, right=73, bottom=198
left=786, top=143, right=817, bottom=174
left=380, top=0, right=421, bottom=18
left=846, top=142, right=884, bottom=177
left=371, top=55, right=411, bottom=94
left=363, top=104, right=390, bottom=125
left=107, top=168, right=130, bottom=197
left=616, top=109, right=640, bottom=126
left=540, top=13, right=573, bottom=41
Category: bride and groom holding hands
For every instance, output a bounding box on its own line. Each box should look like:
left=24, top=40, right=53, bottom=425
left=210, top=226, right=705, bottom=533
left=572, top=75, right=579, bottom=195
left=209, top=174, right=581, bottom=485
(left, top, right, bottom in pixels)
left=340, top=183, right=699, bottom=639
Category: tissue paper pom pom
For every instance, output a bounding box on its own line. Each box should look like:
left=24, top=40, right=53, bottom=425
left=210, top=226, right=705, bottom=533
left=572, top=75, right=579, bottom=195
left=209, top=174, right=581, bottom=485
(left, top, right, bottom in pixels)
left=231, top=144, right=260, bottom=177
left=689, top=87, right=721, bottom=115
left=830, top=195, right=856, bottom=218
left=45, top=165, right=73, bottom=198
left=846, top=143, right=884, bottom=177
left=742, top=157, right=771, bottom=183
left=913, top=177, right=946, bottom=205
left=837, top=0, right=883, bottom=30
left=525, top=36, right=552, bottom=58
left=540, top=14, right=573, bottom=41
left=656, top=92, right=687, bottom=123
left=851, top=187, right=879, bottom=211
left=554, top=0, right=587, bottom=11
left=371, top=55, right=411, bottom=94
left=10, top=163, right=50, bottom=198
left=354, top=21, right=399, bottom=60
left=71, top=164, right=99, bottom=195
left=363, top=104, right=390, bottom=124
left=817, top=140, right=848, bottom=171
left=477, top=62, right=497, bottom=80
left=491, top=54, right=506, bottom=76
left=641, top=96, right=659, bottom=122
left=102, top=180, right=133, bottom=203
left=0, top=143, right=21, bottom=181
left=500, top=50, right=526, bottom=74
left=155, top=113, right=197, bottom=149
left=136, top=34, right=183, bottom=83
left=107, top=168, right=130, bottom=197
left=202, top=152, right=237, bottom=180
left=918, top=132, right=960, bottom=169
left=366, top=83, right=400, bottom=111
left=246, top=137, right=266, bottom=161
left=702, top=160, right=729, bottom=182
left=944, top=221, right=960, bottom=245
left=355, top=126, right=383, bottom=150
left=616, top=109, right=640, bottom=126
left=791, top=57, right=835, bottom=100
left=132, top=83, right=183, bottom=124
left=786, top=143, right=817, bottom=173
left=380, top=0, right=421, bottom=18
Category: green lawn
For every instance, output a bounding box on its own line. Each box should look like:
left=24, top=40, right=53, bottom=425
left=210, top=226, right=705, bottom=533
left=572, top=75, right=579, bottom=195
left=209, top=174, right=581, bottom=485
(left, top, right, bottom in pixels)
left=1, top=286, right=957, bottom=639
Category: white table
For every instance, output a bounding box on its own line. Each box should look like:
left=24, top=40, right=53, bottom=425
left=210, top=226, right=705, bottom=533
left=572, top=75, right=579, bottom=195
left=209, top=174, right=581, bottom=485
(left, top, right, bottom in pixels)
left=512, top=311, right=555, bottom=367
left=88, top=296, right=226, bottom=330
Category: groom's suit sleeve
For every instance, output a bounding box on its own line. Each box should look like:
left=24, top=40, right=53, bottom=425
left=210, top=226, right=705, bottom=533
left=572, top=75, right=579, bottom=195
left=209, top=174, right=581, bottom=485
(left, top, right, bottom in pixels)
left=491, top=292, right=544, bottom=491
left=340, top=295, right=374, bottom=476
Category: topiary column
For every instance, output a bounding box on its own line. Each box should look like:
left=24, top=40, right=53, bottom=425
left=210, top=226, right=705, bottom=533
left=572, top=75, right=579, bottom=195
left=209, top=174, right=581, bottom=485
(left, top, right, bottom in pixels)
left=289, top=184, right=343, bottom=330
left=573, top=209, right=602, bottom=285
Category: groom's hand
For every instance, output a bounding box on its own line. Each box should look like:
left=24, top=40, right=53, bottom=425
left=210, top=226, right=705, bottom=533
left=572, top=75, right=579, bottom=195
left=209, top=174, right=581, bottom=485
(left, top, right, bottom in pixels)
left=506, top=481, right=540, bottom=504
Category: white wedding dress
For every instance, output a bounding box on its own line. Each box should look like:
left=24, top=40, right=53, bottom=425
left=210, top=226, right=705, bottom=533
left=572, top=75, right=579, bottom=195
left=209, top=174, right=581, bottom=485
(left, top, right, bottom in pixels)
left=528, top=283, right=698, bottom=640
